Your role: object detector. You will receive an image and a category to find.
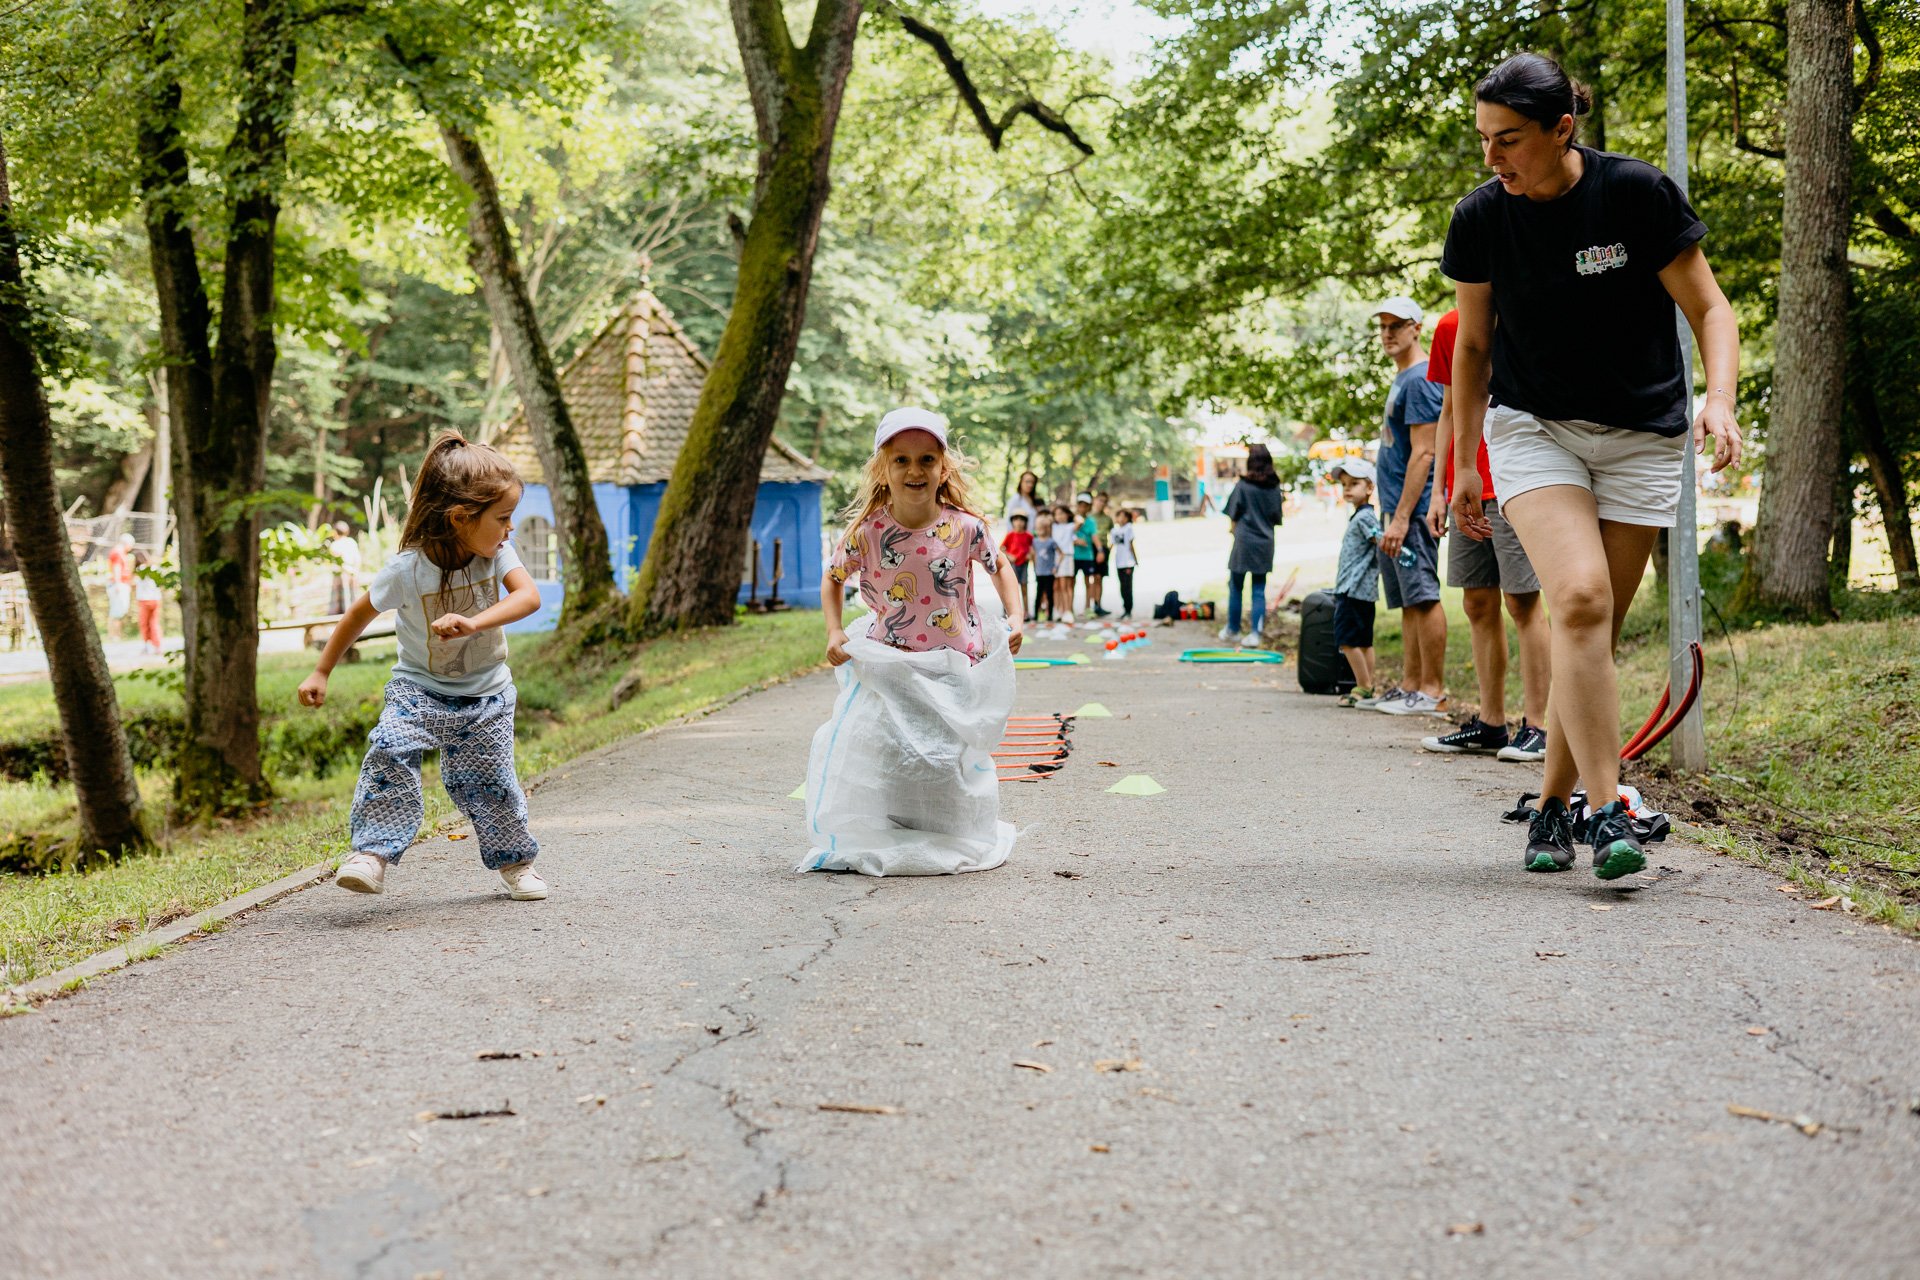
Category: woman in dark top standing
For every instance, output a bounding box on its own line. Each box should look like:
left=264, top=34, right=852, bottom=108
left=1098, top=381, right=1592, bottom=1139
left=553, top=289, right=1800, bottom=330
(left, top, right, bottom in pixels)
left=1443, top=53, right=1742, bottom=879
left=1221, top=444, right=1286, bottom=648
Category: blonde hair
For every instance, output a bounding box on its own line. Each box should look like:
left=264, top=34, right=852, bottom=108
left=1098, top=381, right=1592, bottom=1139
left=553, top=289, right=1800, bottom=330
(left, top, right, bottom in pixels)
left=399, top=430, right=524, bottom=590
left=838, top=433, right=986, bottom=541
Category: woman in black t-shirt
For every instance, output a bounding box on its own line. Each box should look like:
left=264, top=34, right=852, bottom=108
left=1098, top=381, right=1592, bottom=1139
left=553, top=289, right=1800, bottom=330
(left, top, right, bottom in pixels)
left=1441, top=53, right=1742, bottom=881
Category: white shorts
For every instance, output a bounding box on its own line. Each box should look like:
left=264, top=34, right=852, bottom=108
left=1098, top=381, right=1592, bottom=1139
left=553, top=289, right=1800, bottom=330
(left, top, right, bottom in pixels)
left=1485, top=404, right=1686, bottom=528
left=107, top=582, right=132, bottom=619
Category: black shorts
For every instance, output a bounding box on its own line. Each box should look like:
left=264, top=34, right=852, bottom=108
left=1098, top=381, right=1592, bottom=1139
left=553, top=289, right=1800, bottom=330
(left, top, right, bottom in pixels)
left=1333, top=594, right=1376, bottom=649
left=1073, top=558, right=1096, bottom=577
left=1013, top=561, right=1029, bottom=585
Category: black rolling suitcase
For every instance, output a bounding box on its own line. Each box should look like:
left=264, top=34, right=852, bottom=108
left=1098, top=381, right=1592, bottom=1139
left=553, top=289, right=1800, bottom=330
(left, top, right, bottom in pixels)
left=1297, top=590, right=1355, bottom=695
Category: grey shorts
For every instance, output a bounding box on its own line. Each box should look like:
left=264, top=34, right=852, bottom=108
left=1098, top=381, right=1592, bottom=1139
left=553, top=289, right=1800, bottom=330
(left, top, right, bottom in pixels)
left=1378, top=517, right=1441, bottom=610
left=1447, top=502, right=1541, bottom=595
left=1485, top=404, right=1686, bottom=527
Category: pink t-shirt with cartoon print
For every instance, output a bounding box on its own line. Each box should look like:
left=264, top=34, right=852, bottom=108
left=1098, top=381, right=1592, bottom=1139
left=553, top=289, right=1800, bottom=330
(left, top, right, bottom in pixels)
left=830, top=505, right=1000, bottom=661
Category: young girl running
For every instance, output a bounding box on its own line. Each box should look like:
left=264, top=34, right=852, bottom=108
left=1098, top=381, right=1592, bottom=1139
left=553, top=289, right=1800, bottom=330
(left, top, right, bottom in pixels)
left=808, top=407, right=1026, bottom=876
left=298, top=431, right=547, bottom=900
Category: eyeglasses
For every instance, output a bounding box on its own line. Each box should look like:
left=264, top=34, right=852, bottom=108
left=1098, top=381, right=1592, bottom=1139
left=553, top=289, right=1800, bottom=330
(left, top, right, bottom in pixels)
left=1376, top=319, right=1414, bottom=334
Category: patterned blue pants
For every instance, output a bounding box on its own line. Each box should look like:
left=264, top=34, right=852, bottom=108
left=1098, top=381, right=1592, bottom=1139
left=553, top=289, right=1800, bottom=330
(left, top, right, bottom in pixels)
left=350, top=678, right=538, bottom=870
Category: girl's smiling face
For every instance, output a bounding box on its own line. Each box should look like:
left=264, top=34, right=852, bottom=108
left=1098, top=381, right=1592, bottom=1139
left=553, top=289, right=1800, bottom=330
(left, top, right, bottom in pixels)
left=884, top=430, right=946, bottom=502
left=454, top=486, right=522, bottom=558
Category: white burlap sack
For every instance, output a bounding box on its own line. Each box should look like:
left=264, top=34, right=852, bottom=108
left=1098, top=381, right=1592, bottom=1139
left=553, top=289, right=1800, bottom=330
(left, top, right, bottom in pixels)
left=798, top=613, right=1016, bottom=876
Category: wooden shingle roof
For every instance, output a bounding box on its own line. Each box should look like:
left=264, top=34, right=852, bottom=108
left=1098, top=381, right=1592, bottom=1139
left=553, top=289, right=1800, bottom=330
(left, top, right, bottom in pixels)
left=494, top=288, right=829, bottom=486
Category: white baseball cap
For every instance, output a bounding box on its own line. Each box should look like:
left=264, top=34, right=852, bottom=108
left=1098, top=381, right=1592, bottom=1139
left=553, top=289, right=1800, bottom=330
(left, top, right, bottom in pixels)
left=1329, top=458, right=1377, bottom=483
left=1372, top=296, right=1423, bottom=325
left=1074, top=492, right=1093, bottom=505
left=873, top=407, right=949, bottom=453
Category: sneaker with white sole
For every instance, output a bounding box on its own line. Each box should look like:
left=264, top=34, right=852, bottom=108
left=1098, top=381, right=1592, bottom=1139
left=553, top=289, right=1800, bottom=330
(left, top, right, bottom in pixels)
left=499, top=862, right=549, bottom=900
left=1217, top=625, right=1239, bottom=643
left=1354, top=685, right=1402, bottom=709
left=1379, top=690, right=1442, bottom=716
left=1421, top=717, right=1510, bottom=754
left=1497, top=721, right=1548, bottom=762
left=336, top=852, right=387, bottom=895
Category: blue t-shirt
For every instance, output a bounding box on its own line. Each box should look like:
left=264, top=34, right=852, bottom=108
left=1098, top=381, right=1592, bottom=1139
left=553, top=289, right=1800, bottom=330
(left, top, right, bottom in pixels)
left=1378, top=362, right=1445, bottom=519
left=1335, top=504, right=1382, bottom=600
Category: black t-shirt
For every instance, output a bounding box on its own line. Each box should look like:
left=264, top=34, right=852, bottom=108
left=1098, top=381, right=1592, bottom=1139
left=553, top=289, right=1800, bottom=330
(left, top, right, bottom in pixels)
left=1441, top=147, right=1706, bottom=436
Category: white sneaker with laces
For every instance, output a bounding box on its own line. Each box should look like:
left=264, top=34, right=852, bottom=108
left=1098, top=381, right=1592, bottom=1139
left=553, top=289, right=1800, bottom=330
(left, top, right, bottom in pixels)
left=1380, top=690, right=1443, bottom=716
left=499, top=862, right=549, bottom=901
left=1217, top=625, right=1239, bottom=643
left=336, top=852, right=387, bottom=895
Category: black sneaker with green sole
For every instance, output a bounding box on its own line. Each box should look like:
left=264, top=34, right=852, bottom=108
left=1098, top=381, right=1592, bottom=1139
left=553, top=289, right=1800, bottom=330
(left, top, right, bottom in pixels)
left=1586, top=799, right=1646, bottom=880
left=1525, top=796, right=1576, bottom=872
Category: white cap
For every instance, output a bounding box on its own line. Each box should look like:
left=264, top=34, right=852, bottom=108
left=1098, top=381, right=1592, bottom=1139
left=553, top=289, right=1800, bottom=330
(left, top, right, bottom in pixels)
left=873, top=407, right=949, bottom=453
left=1329, top=457, right=1376, bottom=483
left=1372, top=296, right=1423, bottom=325
left=1074, top=492, right=1093, bottom=505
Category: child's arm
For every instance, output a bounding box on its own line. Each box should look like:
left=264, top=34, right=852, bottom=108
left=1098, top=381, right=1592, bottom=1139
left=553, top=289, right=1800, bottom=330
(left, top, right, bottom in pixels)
left=822, top=570, right=852, bottom=666
left=430, top=567, right=541, bottom=639
left=990, top=557, right=1025, bottom=654
left=298, top=594, right=381, bottom=707
left=1428, top=383, right=1454, bottom=538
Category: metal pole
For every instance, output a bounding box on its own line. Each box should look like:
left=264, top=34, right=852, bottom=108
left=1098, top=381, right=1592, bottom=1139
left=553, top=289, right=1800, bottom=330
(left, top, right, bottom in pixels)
left=1666, top=0, right=1708, bottom=772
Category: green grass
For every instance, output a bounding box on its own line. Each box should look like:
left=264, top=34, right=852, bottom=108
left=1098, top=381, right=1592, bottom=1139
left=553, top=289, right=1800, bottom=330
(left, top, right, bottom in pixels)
left=0, top=612, right=825, bottom=986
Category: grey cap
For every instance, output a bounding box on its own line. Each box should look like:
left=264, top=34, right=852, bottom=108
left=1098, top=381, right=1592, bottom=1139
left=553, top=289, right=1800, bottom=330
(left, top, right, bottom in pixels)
left=1329, top=457, right=1376, bottom=483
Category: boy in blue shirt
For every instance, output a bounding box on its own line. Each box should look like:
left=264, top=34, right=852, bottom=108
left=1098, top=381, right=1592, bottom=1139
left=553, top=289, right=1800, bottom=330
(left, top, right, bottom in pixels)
left=1329, top=459, right=1383, bottom=707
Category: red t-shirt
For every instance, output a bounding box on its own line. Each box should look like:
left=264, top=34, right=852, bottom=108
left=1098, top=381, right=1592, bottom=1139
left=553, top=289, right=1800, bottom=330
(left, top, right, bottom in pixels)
left=1426, top=308, right=1498, bottom=503
left=1000, top=530, right=1034, bottom=566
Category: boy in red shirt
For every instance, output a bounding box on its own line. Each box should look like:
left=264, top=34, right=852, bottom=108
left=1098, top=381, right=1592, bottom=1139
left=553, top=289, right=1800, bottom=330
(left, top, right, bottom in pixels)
left=1000, top=514, right=1035, bottom=622
left=1423, top=307, right=1551, bottom=761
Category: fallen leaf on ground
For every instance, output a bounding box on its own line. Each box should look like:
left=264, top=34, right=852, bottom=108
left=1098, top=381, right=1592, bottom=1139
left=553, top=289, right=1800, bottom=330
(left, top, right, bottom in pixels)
left=1745, top=1026, right=1769, bottom=1036
left=1274, top=951, right=1370, bottom=962
left=1589, top=905, right=1612, bottom=912
left=1089, top=1144, right=1111, bottom=1153
left=1727, top=1103, right=1823, bottom=1137
left=1536, top=950, right=1567, bottom=959
left=1446, top=1222, right=1485, bottom=1237
left=1012, top=1060, right=1053, bottom=1074
left=1094, top=1058, right=1143, bottom=1073
left=1097, top=761, right=1120, bottom=767
left=1054, top=870, right=1083, bottom=880
left=1808, top=896, right=1843, bottom=911
left=1775, top=884, right=1799, bottom=894
left=1033, top=1039, right=1054, bottom=1048
left=576, top=1094, right=607, bottom=1107
left=818, top=1103, right=902, bottom=1115
left=475, top=1051, right=523, bottom=1061
left=447, top=833, right=469, bottom=841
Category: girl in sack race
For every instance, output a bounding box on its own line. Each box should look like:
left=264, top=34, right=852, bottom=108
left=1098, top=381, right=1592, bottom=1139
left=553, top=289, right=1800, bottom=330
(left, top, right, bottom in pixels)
left=803, top=408, right=1027, bottom=877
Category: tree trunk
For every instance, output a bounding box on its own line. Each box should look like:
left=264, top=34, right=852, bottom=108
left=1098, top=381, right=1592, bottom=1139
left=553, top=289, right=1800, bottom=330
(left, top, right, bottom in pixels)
left=138, top=0, right=295, bottom=813
left=101, top=441, right=154, bottom=518
left=628, top=0, right=864, bottom=630
left=148, top=371, right=171, bottom=541
left=0, top=131, right=148, bottom=860
left=440, top=123, right=614, bottom=622
left=1853, top=377, right=1919, bottom=589
left=1741, top=0, right=1855, bottom=619
left=309, top=423, right=327, bottom=530
left=1830, top=452, right=1853, bottom=586
left=0, top=486, right=18, bottom=573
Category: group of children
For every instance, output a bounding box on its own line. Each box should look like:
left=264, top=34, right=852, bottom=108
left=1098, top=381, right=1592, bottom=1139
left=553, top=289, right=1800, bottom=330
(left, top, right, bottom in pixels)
left=998, top=493, right=1140, bottom=625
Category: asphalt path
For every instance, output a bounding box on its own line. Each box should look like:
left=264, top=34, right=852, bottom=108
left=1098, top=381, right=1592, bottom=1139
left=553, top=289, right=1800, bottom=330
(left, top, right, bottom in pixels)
left=4, top=622, right=1917, bottom=1279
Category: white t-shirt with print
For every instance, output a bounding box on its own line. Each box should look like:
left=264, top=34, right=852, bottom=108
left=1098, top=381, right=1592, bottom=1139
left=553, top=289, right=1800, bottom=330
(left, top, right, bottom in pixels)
left=367, top=544, right=524, bottom=697
left=1109, top=523, right=1137, bottom=570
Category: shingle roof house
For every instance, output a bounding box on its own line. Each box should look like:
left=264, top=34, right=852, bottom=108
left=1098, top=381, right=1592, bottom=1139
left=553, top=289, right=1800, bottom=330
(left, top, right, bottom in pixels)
left=494, top=287, right=830, bottom=628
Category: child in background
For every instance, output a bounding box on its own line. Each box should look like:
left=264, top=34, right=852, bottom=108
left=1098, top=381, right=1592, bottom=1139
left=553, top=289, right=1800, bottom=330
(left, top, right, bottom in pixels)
left=1109, top=508, right=1139, bottom=620
left=1001, top=513, right=1035, bottom=622
left=1328, top=459, right=1383, bottom=708
left=1071, top=493, right=1099, bottom=618
left=1089, top=492, right=1115, bottom=618
left=132, top=550, right=164, bottom=656
left=105, top=533, right=134, bottom=641
left=1031, top=511, right=1058, bottom=624
left=298, top=430, right=548, bottom=901
left=1050, top=503, right=1078, bottom=624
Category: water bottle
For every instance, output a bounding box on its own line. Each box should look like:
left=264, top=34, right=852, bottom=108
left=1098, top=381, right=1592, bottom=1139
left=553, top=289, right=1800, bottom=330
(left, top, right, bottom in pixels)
left=1396, top=543, right=1418, bottom=569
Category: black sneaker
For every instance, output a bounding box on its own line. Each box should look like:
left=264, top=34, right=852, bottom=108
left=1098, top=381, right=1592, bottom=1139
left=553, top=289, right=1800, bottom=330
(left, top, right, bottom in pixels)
left=1524, top=797, right=1577, bottom=872
left=1420, top=717, right=1510, bottom=754
left=1497, top=721, right=1547, bottom=762
left=1587, top=799, right=1646, bottom=880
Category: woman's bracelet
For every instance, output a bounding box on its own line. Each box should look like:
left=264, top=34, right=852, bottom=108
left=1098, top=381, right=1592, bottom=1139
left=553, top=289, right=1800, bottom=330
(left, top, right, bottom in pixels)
left=1709, top=388, right=1736, bottom=403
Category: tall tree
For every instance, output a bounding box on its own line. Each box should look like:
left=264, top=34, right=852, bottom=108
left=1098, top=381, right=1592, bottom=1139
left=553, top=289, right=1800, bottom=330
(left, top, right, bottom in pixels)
left=138, top=0, right=296, bottom=810
left=439, top=123, right=615, bottom=621
left=629, top=0, right=866, bottom=630
left=0, top=131, right=148, bottom=858
left=1741, top=0, right=1858, bottom=617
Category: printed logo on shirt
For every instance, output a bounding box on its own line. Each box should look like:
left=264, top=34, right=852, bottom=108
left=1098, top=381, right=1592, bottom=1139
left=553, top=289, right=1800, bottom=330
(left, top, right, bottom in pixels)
left=1575, top=242, right=1630, bottom=277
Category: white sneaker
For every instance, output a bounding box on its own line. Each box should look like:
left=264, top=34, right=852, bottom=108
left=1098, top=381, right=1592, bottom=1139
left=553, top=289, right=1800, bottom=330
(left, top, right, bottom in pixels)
left=1217, top=625, right=1239, bottom=642
left=336, top=852, right=387, bottom=894
left=499, top=862, right=549, bottom=901
left=1239, top=633, right=1265, bottom=650
left=1380, top=690, right=1442, bottom=716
